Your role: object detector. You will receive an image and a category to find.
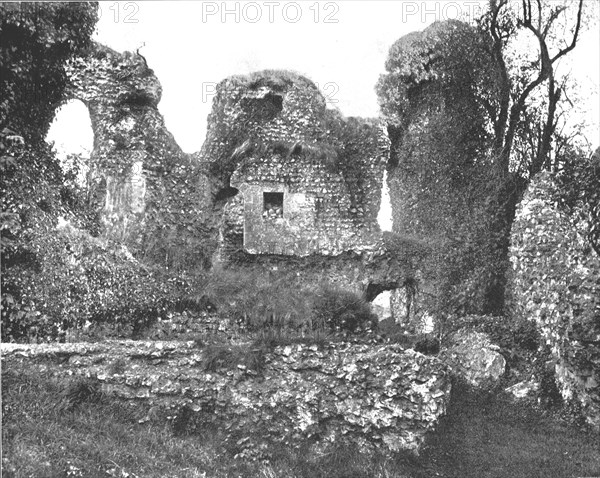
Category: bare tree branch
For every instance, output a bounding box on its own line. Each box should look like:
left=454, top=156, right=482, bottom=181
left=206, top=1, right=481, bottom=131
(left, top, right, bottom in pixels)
left=543, top=6, right=566, bottom=39
left=551, top=0, right=584, bottom=63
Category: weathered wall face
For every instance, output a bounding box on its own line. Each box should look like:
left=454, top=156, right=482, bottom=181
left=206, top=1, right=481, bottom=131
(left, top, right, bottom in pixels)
left=510, top=171, right=600, bottom=429
left=65, top=43, right=177, bottom=242
left=202, top=72, right=388, bottom=256
left=199, top=70, right=405, bottom=294
left=2, top=341, right=451, bottom=458
left=232, top=154, right=383, bottom=257
left=64, top=43, right=214, bottom=268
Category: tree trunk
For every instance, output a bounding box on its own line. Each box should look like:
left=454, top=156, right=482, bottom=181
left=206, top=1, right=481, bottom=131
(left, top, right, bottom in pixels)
left=482, top=172, right=528, bottom=315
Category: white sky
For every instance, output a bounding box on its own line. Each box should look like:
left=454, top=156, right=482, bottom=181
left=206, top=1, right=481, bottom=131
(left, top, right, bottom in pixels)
left=90, top=1, right=432, bottom=153
left=48, top=1, right=599, bottom=155
left=46, top=1, right=599, bottom=232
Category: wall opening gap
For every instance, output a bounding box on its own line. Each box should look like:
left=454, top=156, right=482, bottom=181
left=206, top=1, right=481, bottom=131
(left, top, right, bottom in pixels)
left=263, top=192, right=284, bottom=219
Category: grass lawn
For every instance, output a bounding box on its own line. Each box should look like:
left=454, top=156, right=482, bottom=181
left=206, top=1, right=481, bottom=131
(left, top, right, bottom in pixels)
left=2, top=361, right=599, bottom=478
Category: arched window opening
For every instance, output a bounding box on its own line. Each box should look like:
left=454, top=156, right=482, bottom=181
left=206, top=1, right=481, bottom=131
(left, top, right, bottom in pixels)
left=46, top=99, right=93, bottom=188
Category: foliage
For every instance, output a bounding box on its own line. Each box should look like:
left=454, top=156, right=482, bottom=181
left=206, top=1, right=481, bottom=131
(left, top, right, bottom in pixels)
left=1, top=222, right=177, bottom=342
left=377, top=20, right=499, bottom=133
left=0, top=3, right=114, bottom=342
left=0, top=4, right=202, bottom=342
left=553, top=144, right=600, bottom=253
left=378, top=2, right=594, bottom=316
left=0, top=2, right=98, bottom=143
left=312, top=286, right=377, bottom=333
left=475, top=0, right=592, bottom=312
left=377, top=20, right=502, bottom=318
left=140, top=164, right=217, bottom=272
left=204, top=267, right=312, bottom=332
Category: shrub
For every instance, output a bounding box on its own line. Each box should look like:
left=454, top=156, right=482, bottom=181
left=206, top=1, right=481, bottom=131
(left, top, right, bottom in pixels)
left=61, top=377, right=104, bottom=411
left=1, top=222, right=178, bottom=342
left=203, top=267, right=377, bottom=336
left=204, top=267, right=314, bottom=333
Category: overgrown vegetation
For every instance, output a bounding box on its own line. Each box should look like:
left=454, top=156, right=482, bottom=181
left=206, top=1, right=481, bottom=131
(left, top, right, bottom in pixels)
left=0, top=2, right=107, bottom=343
left=203, top=266, right=377, bottom=336
left=4, top=363, right=600, bottom=478
left=0, top=2, right=98, bottom=143
left=378, top=20, right=502, bottom=320
left=1, top=220, right=180, bottom=342
left=2, top=1, right=599, bottom=473
left=377, top=1, right=597, bottom=319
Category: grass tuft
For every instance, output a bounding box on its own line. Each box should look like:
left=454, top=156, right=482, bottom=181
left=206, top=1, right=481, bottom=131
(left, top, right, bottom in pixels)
left=61, top=376, right=105, bottom=411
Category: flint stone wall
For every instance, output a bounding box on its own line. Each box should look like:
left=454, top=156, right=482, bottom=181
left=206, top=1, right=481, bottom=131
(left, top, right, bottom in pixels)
left=509, top=171, right=600, bottom=429
left=65, top=43, right=180, bottom=243
left=64, top=42, right=213, bottom=266
left=1, top=340, right=450, bottom=457
left=440, top=330, right=506, bottom=387
left=201, top=72, right=390, bottom=261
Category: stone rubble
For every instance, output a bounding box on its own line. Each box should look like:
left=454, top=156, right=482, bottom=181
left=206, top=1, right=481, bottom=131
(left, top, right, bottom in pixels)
left=440, top=330, right=506, bottom=387
left=2, top=340, right=451, bottom=458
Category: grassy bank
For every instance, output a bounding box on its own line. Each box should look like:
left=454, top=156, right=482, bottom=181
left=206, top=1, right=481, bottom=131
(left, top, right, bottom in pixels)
left=2, top=361, right=599, bottom=478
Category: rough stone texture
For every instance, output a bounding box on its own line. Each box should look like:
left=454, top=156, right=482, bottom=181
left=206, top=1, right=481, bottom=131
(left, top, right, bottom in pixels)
left=65, top=43, right=177, bottom=241
left=63, top=53, right=416, bottom=287
left=64, top=42, right=212, bottom=267
left=1, top=340, right=451, bottom=458
left=196, top=71, right=414, bottom=296
left=441, top=331, right=506, bottom=387
left=390, top=286, right=436, bottom=334
left=510, top=171, right=600, bottom=429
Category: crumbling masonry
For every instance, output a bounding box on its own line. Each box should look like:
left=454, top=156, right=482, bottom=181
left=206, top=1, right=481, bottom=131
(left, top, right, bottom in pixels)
left=65, top=45, right=419, bottom=298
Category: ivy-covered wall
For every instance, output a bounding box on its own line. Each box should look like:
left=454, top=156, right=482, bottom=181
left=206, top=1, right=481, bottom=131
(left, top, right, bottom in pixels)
left=509, top=171, right=600, bottom=429
left=378, top=20, right=500, bottom=318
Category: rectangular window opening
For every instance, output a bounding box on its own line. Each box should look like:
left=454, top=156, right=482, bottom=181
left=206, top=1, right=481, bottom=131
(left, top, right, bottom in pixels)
left=263, top=192, right=284, bottom=219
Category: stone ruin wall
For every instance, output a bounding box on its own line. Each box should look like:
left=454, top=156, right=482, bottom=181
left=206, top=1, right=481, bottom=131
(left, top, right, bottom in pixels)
left=1, top=340, right=451, bottom=458
left=199, top=72, right=411, bottom=296
left=510, top=171, right=600, bottom=430
left=64, top=42, right=212, bottom=264
left=61, top=44, right=414, bottom=298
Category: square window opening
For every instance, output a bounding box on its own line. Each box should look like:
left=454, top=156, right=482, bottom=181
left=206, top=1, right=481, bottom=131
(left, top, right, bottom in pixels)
left=263, top=192, right=284, bottom=219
